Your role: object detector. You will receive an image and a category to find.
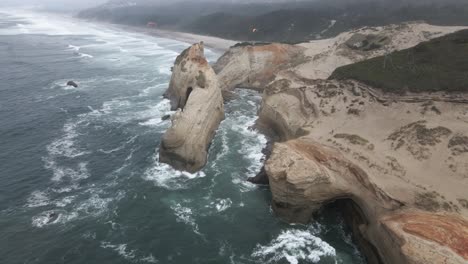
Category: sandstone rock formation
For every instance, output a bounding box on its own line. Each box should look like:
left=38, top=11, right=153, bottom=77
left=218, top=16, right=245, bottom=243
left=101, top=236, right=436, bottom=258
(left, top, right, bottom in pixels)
left=258, top=78, right=468, bottom=263
left=210, top=22, right=468, bottom=263
left=160, top=42, right=224, bottom=172
left=294, top=22, right=468, bottom=80
left=212, top=23, right=467, bottom=95
left=213, top=43, right=306, bottom=93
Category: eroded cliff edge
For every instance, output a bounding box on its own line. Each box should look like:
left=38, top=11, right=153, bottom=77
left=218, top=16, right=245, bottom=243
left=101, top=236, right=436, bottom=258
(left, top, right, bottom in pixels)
left=214, top=23, right=468, bottom=264
left=259, top=79, right=468, bottom=264
left=160, top=42, right=224, bottom=172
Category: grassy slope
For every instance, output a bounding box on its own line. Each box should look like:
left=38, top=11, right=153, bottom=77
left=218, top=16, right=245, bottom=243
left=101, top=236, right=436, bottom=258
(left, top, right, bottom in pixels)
left=330, top=30, right=468, bottom=94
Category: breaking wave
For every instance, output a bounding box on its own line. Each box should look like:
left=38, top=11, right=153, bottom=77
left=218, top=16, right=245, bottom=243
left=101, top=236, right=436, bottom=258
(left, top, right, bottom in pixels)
left=252, top=228, right=337, bottom=264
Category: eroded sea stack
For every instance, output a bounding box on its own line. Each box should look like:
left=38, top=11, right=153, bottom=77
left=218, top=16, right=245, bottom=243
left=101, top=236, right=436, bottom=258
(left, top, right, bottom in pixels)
left=160, top=42, right=224, bottom=172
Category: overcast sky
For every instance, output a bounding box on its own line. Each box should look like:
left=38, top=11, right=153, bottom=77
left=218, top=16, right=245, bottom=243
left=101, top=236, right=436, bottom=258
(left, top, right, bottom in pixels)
left=0, top=0, right=108, bottom=10
left=1, top=0, right=465, bottom=12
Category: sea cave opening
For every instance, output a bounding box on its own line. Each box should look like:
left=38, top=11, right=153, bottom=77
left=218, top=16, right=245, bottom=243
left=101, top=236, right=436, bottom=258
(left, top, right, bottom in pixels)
left=182, top=87, right=193, bottom=110
left=321, top=198, right=384, bottom=264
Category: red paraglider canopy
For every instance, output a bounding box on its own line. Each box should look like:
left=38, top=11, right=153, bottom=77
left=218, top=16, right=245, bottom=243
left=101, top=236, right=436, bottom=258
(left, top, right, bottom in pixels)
left=147, top=22, right=157, bottom=28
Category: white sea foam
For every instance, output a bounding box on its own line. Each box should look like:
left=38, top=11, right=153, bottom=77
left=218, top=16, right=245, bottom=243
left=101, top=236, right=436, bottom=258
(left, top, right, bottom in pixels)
left=170, top=203, right=201, bottom=235
left=143, top=152, right=206, bottom=190
left=97, top=135, right=135, bottom=154
left=44, top=159, right=90, bottom=182
left=252, top=229, right=336, bottom=264
left=138, top=83, right=168, bottom=97
left=79, top=53, right=94, bottom=59
left=27, top=191, right=50, bottom=208
left=140, top=254, right=158, bottom=263
left=101, top=242, right=137, bottom=261
left=234, top=115, right=267, bottom=177
left=27, top=189, right=76, bottom=208
left=53, top=185, right=78, bottom=193
left=68, top=44, right=80, bottom=51
left=213, top=128, right=230, bottom=162
left=207, top=89, right=266, bottom=192
left=30, top=182, right=125, bottom=228
left=32, top=190, right=124, bottom=227
left=32, top=210, right=79, bottom=228
left=207, top=198, right=233, bottom=212
left=138, top=99, right=174, bottom=127
left=46, top=121, right=90, bottom=158
left=75, top=191, right=124, bottom=216
left=55, top=196, right=76, bottom=208
left=101, top=242, right=158, bottom=263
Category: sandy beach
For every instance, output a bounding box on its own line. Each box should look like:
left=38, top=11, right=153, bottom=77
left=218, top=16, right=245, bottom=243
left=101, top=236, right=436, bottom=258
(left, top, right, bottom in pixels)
left=112, top=23, right=238, bottom=52
left=149, top=29, right=238, bottom=52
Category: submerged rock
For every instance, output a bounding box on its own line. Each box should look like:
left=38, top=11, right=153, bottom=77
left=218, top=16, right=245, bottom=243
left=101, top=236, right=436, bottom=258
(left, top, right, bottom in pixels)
left=159, top=42, right=224, bottom=172
left=161, top=114, right=171, bottom=121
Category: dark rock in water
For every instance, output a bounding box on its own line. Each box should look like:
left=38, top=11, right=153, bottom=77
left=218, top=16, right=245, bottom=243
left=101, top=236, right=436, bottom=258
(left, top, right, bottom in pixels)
left=67, top=81, right=78, bottom=88
left=248, top=166, right=269, bottom=185
left=162, top=115, right=171, bottom=121
left=46, top=212, right=59, bottom=224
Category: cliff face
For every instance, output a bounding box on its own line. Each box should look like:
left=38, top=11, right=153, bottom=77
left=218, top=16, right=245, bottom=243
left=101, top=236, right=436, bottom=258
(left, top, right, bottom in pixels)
left=209, top=23, right=468, bottom=264
left=213, top=43, right=306, bottom=93
left=160, top=42, right=224, bottom=172
left=258, top=77, right=468, bottom=263
left=212, top=22, right=467, bottom=96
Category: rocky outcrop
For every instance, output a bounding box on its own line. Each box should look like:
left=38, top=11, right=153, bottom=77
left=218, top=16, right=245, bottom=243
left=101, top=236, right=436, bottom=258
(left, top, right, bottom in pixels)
left=258, top=77, right=468, bottom=263
left=67, top=81, right=78, bottom=88
left=213, top=23, right=468, bottom=92
left=160, top=42, right=224, bottom=172
left=382, top=212, right=468, bottom=264
left=213, top=43, right=307, bottom=93
left=267, top=138, right=402, bottom=223
left=205, top=22, right=468, bottom=263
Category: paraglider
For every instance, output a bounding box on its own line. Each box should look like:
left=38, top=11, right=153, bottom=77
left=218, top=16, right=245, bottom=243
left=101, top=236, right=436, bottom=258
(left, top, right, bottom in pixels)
left=147, top=22, right=157, bottom=28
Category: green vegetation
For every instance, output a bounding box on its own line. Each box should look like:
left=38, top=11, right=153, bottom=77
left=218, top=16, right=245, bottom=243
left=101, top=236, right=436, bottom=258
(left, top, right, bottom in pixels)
left=330, top=30, right=468, bottom=93
left=415, top=191, right=441, bottom=211
left=231, top=42, right=272, bottom=48
left=388, top=121, right=452, bottom=147
left=448, top=135, right=468, bottom=155
left=334, top=134, right=369, bottom=146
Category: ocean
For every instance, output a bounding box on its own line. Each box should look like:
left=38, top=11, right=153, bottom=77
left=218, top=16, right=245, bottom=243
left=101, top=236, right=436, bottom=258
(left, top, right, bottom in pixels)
left=0, top=9, right=364, bottom=264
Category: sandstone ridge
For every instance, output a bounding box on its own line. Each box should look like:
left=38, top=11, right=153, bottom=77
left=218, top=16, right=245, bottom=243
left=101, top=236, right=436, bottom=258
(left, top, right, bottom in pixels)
left=160, top=42, right=224, bottom=172
left=213, top=43, right=306, bottom=93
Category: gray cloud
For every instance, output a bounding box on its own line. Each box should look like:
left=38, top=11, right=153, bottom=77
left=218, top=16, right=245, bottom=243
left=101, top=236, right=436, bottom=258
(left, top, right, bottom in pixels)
left=0, top=0, right=108, bottom=11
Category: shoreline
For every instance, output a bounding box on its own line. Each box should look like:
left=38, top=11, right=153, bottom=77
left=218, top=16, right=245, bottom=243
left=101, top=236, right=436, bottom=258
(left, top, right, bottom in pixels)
left=111, top=23, right=238, bottom=53
left=149, top=29, right=238, bottom=53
